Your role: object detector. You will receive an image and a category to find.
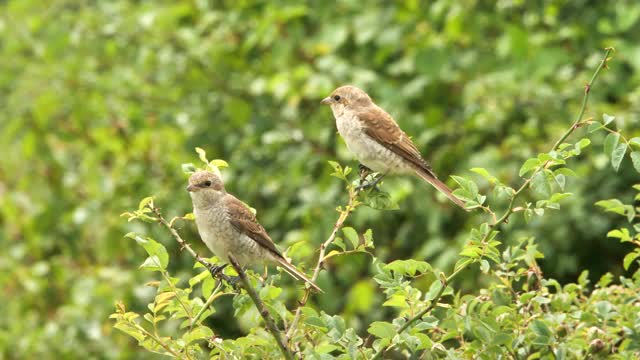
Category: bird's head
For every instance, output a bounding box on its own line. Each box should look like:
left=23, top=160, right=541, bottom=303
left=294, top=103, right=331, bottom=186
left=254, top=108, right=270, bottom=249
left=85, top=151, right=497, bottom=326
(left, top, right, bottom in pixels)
left=187, top=170, right=226, bottom=206
left=321, top=85, right=373, bottom=115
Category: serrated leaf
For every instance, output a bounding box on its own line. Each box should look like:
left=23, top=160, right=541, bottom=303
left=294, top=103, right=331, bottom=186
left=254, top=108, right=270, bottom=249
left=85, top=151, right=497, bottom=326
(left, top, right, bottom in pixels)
left=368, top=321, right=396, bottom=339
left=138, top=197, right=154, bottom=211
left=183, top=326, right=214, bottom=345
left=623, top=251, right=640, bottom=270
left=630, top=152, right=640, bottom=173
left=382, top=294, right=408, bottom=308
left=554, top=168, right=577, bottom=177
left=519, top=158, right=540, bottom=177
left=575, top=138, right=591, bottom=151
left=136, top=238, right=169, bottom=270
left=530, top=172, right=551, bottom=198
left=424, top=280, right=443, bottom=301
left=554, top=174, right=566, bottom=190
left=530, top=320, right=552, bottom=338
left=342, top=227, right=359, bottom=249
left=604, top=133, right=620, bottom=156
left=611, top=143, right=627, bottom=172
left=210, top=159, right=229, bottom=168
left=182, top=163, right=197, bottom=174
left=195, top=147, right=208, bottom=164
left=588, top=121, right=603, bottom=133
left=385, top=259, right=432, bottom=276
left=629, top=137, right=640, bottom=148
left=602, top=113, right=615, bottom=125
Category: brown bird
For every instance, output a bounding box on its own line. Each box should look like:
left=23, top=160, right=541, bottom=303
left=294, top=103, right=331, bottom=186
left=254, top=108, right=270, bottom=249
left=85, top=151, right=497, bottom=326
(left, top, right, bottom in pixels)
left=188, top=170, right=322, bottom=292
left=321, top=85, right=466, bottom=209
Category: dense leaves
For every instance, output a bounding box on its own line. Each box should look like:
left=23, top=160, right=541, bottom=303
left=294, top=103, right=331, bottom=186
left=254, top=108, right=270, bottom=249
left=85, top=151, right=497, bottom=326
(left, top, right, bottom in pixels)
left=2, top=1, right=640, bottom=359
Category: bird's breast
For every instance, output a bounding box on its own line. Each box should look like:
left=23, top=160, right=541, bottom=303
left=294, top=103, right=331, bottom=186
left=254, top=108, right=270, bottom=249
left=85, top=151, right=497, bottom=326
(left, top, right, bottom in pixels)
left=335, top=112, right=408, bottom=173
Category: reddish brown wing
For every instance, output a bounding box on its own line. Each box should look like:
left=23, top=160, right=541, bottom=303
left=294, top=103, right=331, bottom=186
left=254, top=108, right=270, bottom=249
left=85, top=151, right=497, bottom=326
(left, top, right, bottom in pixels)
left=224, top=195, right=283, bottom=257
left=358, top=106, right=438, bottom=178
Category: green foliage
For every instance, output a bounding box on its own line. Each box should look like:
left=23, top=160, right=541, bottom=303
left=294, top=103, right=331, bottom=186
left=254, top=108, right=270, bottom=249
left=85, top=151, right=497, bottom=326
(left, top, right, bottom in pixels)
left=3, top=1, right=640, bottom=359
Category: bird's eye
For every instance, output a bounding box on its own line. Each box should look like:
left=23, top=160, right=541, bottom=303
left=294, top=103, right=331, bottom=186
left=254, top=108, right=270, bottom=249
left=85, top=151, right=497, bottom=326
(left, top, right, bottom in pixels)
left=333, top=95, right=341, bottom=101
left=203, top=180, right=212, bottom=187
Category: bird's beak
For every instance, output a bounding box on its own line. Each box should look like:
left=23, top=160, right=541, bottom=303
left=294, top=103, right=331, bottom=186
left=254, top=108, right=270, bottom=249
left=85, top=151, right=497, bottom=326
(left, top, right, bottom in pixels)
left=186, top=184, right=197, bottom=192
left=320, top=97, right=332, bottom=105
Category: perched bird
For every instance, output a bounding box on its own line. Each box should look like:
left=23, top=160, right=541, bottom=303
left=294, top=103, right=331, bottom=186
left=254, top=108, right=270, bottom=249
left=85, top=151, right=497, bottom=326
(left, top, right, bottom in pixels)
left=187, top=170, right=322, bottom=292
left=321, top=85, right=467, bottom=210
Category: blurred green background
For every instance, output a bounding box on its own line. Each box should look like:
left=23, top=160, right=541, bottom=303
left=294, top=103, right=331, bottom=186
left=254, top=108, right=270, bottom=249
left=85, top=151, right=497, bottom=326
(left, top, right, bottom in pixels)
left=1, top=0, right=639, bottom=358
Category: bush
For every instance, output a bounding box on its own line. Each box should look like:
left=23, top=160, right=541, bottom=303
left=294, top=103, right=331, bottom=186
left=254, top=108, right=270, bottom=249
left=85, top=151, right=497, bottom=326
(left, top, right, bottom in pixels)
left=3, top=2, right=640, bottom=359
left=112, top=49, right=640, bottom=358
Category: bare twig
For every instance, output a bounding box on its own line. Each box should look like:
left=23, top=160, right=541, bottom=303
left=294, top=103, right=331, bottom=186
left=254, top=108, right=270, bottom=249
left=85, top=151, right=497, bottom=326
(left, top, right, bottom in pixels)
left=227, top=255, right=295, bottom=360
left=371, top=47, right=614, bottom=360
left=286, top=186, right=361, bottom=339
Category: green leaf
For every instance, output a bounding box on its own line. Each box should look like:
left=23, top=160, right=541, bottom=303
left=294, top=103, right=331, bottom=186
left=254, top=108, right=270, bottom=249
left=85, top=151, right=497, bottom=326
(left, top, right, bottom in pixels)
left=209, top=159, right=229, bottom=168
left=385, top=259, right=432, bottom=276
left=623, top=250, right=640, bottom=270
left=138, top=196, right=154, bottom=211
left=554, top=168, right=577, bottom=177
left=602, top=113, right=615, bottom=126
left=604, top=133, right=620, bottom=156
left=588, top=121, right=603, bottom=133
left=183, top=326, right=214, bottom=345
left=424, top=280, right=443, bottom=301
left=630, top=152, right=640, bottom=173
left=182, top=163, right=197, bottom=174
left=382, top=294, right=408, bottom=308
left=629, top=137, right=640, bottom=148
left=519, top=158, right=540, bottom=177
left=368, top=321, right=396, bottom=339
left=530, top=320, right=552, bottom=338
left=611, top=143, right=627, bottom=172
left=451, top=175, right=479, bottom=200
left=575, top=138, right=591, bottom=151
left=595, top=199, right=627, bottom=216
left=195, top=147, right=208, bottom=164
left=530, top=172, right=551, bottom=198
left=554, top=174, right=565, bottom=190
left=607, top=228, right=631, bottom=242
left=136, top=237, right=169, bottom=270
left=342, top=227, right=359, bottom=249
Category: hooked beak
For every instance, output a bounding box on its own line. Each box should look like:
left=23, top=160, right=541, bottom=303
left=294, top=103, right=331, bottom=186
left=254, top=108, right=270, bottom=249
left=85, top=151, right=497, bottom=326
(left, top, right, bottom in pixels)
left=320, top=97, right=332, bottom=105
left=186, top=184, right=198, bottom=192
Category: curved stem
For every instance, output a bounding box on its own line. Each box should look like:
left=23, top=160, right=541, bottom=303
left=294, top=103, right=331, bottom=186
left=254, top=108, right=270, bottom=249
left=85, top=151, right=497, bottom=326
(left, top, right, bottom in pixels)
left=228, top=255, right=295, bottom=360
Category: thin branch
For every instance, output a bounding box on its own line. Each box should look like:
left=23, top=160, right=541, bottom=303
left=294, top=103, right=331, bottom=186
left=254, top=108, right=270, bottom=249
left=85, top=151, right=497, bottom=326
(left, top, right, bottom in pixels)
left=286, top=186, right=361, bottom=339
left=227, top=255, right=295, bottom=360
left=494, top=47, right=614, bottom=228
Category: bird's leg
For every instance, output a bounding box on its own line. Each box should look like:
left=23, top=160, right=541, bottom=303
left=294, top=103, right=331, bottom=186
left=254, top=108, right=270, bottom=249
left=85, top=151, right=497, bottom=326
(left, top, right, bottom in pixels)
left=356, top=172, right=386, bottom=191
left=206, top=262, right=228, bottom=278
left=358, top=163, right=372, bottom=183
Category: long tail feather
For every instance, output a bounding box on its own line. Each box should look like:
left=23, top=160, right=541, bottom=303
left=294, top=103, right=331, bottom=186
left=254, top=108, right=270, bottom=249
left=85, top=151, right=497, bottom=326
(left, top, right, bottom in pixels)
left=274, top=257, right=323, bottom=293
left=414, top=168, right=469, bottom=210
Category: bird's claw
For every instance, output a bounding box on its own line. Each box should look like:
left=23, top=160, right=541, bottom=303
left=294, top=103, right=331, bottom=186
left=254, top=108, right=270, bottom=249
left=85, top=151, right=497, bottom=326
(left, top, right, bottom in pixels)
left=206, top=263, right=228, bottom=278
left=356, top=173, right=385, bottom=192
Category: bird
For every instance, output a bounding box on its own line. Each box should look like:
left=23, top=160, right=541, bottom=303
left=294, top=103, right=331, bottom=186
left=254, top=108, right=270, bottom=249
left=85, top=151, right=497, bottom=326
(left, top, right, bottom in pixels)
left=187, top=170, right=322, bottom=292
left=321, top=85, right=467, bottom=210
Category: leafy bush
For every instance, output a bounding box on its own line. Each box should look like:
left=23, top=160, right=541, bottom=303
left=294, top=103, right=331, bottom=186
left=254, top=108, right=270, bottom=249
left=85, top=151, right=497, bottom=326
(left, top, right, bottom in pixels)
left=3, top=1, right=640, bottom=359
left=112, top=49, right=640, bottom=358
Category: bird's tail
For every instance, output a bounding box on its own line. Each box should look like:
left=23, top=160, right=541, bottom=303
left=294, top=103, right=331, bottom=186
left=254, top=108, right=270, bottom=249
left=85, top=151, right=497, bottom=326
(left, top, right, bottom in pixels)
left=414, top=168, right=469, bottom=211
left=274, top=256, right=323, bottom=293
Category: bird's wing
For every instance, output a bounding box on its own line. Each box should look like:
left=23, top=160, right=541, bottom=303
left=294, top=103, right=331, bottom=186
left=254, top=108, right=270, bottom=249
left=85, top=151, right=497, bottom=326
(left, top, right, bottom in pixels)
left=224, top=195, right=282, bottom=257
left=358, top=106, right=437, bottom=177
